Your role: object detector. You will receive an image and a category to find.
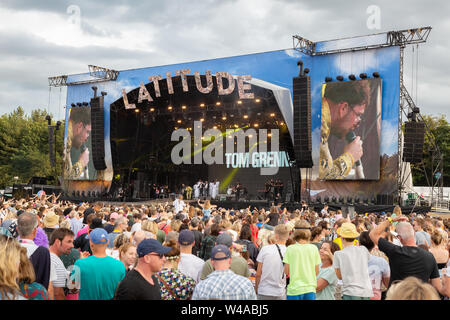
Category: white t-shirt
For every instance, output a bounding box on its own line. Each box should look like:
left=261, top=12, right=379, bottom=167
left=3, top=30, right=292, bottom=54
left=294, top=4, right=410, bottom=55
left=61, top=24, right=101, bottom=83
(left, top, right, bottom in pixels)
left=368, top=255, right=390, bottom=300
left=173, top=199, right=186, bottom=213
left=178, top=253, right=205, bottom=283
left=130, top=222, right=142, bottom=233
left=50, top=253, right=68, bottom=288
left=333, top=245, right=373, bottom=298
left=256, top=244, right=287, bottom=297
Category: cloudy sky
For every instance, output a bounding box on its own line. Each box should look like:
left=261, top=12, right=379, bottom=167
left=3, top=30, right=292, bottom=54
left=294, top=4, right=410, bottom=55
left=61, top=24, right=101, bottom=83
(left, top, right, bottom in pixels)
left=0, top=0, right=448, bottom=120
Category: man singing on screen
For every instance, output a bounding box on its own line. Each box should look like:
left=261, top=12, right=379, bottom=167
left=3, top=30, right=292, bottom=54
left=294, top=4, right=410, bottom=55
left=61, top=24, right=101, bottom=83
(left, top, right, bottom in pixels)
left=319, top=80, right=370, bottom=180
left=63, top=108, right=91, bottom=179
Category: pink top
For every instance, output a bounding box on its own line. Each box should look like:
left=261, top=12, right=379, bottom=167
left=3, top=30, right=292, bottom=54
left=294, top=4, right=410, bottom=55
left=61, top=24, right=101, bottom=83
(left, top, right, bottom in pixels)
left=76, top=225, right=89, bottom=238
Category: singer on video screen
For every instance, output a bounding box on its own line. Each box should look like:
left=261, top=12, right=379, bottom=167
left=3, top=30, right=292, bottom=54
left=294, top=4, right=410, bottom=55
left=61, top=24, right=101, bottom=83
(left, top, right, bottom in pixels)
left=63, top=107, right=92, bottom=180
left=319, top=78, right=382, bottom=180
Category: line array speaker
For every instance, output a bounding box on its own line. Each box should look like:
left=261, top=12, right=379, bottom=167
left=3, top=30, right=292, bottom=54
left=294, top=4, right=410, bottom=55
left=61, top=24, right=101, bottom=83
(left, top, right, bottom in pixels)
left=293, top=75, right=313, bottom=168
left=403, top=121, right=425, bottom=163
left=90, top=95, right=107, bottom=170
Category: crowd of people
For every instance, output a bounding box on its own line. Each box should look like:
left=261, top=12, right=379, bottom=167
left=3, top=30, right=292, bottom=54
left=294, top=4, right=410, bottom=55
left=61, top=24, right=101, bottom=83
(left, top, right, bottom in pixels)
left=0, top=194, right=449, bottom=300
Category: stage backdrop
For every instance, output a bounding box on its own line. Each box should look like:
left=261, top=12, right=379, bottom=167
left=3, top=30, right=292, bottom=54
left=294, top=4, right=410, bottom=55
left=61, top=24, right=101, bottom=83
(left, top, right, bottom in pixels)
left=63, top=39, right=400, bottom=201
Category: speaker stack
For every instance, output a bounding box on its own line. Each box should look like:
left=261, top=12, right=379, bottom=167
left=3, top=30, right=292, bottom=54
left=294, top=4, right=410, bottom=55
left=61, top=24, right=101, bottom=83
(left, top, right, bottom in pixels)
left=293, top=66, right=313, bottom=168
left=90, top=87, right=107, bottom=170
left=403, top=121, right=425, bottom=163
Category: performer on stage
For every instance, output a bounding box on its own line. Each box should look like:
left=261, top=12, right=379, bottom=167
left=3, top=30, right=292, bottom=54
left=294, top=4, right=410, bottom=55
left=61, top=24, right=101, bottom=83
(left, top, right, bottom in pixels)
left=319, top=80, right=369, bottom=179
left=213, top=179, right=220, bottom=200
left=204, top=181, right=209, bottom=198
left=194, top=180, right=201, bottom=199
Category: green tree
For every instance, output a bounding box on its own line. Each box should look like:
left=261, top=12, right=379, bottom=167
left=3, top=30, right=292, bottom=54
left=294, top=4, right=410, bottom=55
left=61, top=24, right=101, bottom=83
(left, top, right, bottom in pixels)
left=0, top=107, right=64, bottom=188
left=410, top=114, right=449, bottom=187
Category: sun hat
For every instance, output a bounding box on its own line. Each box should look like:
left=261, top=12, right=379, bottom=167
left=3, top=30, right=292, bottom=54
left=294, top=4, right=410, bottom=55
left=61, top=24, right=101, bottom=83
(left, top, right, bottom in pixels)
left=337, top=222, right=360, bottom=238
left=43, top=211, right=59, bottom=228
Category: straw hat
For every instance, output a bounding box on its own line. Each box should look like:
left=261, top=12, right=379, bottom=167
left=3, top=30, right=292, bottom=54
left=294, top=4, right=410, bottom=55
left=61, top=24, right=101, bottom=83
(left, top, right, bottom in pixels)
left=337, top=222, right=359, bottom=238
left=43, top=211, right=59, bottom=228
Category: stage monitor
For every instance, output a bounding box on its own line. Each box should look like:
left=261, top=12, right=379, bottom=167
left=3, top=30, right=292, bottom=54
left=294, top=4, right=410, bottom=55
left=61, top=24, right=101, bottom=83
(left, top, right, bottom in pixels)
left=319, top=78, right=382, bottom=180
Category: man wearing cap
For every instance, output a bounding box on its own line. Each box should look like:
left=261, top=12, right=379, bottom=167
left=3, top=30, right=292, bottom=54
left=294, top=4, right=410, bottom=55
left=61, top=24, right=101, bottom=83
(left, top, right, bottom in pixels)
left=200, top=232, right=250, bottom=280
left=107, top=216, right=128, bottom=249
left=192, top=245, right=256, bottom=300
left=177, top=230, right=205, bottom=283
left=115, top=239, right=171, bottom=300
left=71, top=228, right=126, bottom=300
left=333, top=222, right=373, bottom=300
left=74, top=217, right=104, bottom=255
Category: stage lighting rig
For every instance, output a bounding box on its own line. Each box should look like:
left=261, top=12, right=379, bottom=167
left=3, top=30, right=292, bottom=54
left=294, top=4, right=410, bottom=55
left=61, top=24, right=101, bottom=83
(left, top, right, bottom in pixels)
left=359, top=73, right=368, bottom=79
left=325, top=77, right=333, bottom=83
left=336, top=75, right=344, bottom=81
left=372, top=72, right=380, bottom=78
left=349, top=74, right=356, bottom=81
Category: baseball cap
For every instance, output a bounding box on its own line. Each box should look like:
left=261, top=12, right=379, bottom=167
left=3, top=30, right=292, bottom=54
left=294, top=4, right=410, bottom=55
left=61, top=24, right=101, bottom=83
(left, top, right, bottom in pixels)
left=210, top=245, right=231, bottom=261
left=110, top=212, right=119, bottom=220
left=178, top=230, right=195, bottom=246
left=137, top=239, right=171, bottom=258
left=216, top=232, right=233, bottom=247
left=89, top=228, right=109, bottom=244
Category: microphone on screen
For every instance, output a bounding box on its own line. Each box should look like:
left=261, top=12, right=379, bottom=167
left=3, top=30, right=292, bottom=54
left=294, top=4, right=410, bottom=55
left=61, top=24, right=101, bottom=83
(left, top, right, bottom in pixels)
left=345, top=131, right=365, bottom=179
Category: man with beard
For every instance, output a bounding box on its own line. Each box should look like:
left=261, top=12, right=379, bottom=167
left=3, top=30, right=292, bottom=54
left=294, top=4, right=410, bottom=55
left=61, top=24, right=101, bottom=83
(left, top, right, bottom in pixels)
left=319, top=80, right=370, bottom=179
left=63, top=107, right=92, bottom=179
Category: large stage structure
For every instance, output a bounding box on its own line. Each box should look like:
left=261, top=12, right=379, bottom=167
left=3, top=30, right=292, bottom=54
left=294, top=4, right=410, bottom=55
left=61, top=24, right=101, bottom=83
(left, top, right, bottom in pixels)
left=48, top=27, right=440, bottom=213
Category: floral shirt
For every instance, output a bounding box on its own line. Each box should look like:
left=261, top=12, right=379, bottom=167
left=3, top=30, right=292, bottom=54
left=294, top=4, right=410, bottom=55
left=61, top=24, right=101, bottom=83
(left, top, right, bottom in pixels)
left=156, top=268, right=196, bottom=300
left=19, top=282, right=49, bottom=300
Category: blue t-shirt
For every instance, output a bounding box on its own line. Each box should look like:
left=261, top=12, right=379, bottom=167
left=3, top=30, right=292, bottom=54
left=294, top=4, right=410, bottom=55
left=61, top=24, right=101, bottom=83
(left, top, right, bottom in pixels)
left=73, top=255, right=126, bottom=300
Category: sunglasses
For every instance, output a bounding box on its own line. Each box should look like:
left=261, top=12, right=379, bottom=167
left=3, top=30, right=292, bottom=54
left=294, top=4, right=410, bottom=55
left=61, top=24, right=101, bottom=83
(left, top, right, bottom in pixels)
left=149, top=253, right=165, bottom=259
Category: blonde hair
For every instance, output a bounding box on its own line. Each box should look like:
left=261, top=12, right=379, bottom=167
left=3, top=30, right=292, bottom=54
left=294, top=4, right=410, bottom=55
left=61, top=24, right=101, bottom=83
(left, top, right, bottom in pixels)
left=170, top=219, right=182, bottom=232
left=59, top=219, right=71, bottom=230
left=113, top=233, right=130, bottom=250
left=0, top=236, right=21, bottom=299
left=141, top=220, right=158, bottom=234
left=231, top=220, right=242, bottom=234
left=393, top=205, right=402, bottom=216
left=386, top=277, right=440, bottom=300
left=293, top=220, right=311, bottom=242
left=203, top=200, right=211, bottom=210
left=18, top=247, right=35, bottom=284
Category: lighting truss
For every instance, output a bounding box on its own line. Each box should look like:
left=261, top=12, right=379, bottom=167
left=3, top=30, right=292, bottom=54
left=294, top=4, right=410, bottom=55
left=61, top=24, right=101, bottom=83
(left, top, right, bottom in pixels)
left=293, top=26, right=432, bottom=56
left=48, top=65, right=119, bottom=87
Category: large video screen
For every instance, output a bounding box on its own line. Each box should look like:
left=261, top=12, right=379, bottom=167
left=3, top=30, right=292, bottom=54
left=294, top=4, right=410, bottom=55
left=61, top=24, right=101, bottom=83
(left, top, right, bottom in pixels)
left=63, top=106, right=96, bottom=180
left=319, top=78, right=382, bottom=180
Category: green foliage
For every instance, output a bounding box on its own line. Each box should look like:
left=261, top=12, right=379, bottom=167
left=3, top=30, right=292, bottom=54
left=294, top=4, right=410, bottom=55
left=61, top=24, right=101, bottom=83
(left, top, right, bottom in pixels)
left=0, top=107, right=64, bottom=188
left=411, top=114, right=449, bottom=187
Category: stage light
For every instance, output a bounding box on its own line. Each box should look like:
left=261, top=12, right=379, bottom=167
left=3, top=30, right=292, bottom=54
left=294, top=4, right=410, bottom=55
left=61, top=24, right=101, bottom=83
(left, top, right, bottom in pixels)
left=359, top=73, right=368, bottom=79
left=150, top=108, right=155, bottom=112
left=222, top=116, right=227, bottom=120
left=331, top=196, right=337, bottom=203
left=76, top=103, right=82, bottom=107
left=134, top=109, right=140, bottom=113
left=200, top=103, right=205, bottom=107
left=234, top=124, right=239, bottom=128
left=336, top=75, right=344, bottom=81
left=347, top=196, right=353, bottom=203
left=316, top=196, right=322, bottom=204
left=82, top=102, right=89, bottom=106
left=255, top=98, right=261, bottom=103
left=339, top=196, right=345, bottom=203
left=168, top=106, right=173, bottom=110
left=237, top=100, right=243, bottom=105
left=45, top=115, right=52, bottom=125
left=71, top=103, right=76, bottom=108
left=213, top=126, right=217, bottom=129
left=177, top=120, right=182, bottom=123
left=243, top=115, right=248, bottom=119
left=324, top=196, right=329, bottom=203
left=373, top=72, right=380, bottom=78
left=304, top=68, right=310, bottom=74
left=254, top=123, right=259, bottom=128
left=349, top=74, right=356, bottom=81
left=268, top=133, right=272, bottom=137
left=216, top=102, right=221, bottom=106
left=280, top=122, right=285, bottom=126
left=181, top=105, right=187, bottom=110
left=325, top=77, right=333, bottom=82
left=200, top=118, right=204, bottom=122
left=270, top=113, right=275, bottom=117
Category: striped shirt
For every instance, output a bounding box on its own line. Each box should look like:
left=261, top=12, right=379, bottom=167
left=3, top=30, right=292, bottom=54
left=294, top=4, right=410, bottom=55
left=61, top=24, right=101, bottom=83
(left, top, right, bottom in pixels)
left=192, top=269, right=256, bottom=300
left=50, top=253, right=68, bottom=288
